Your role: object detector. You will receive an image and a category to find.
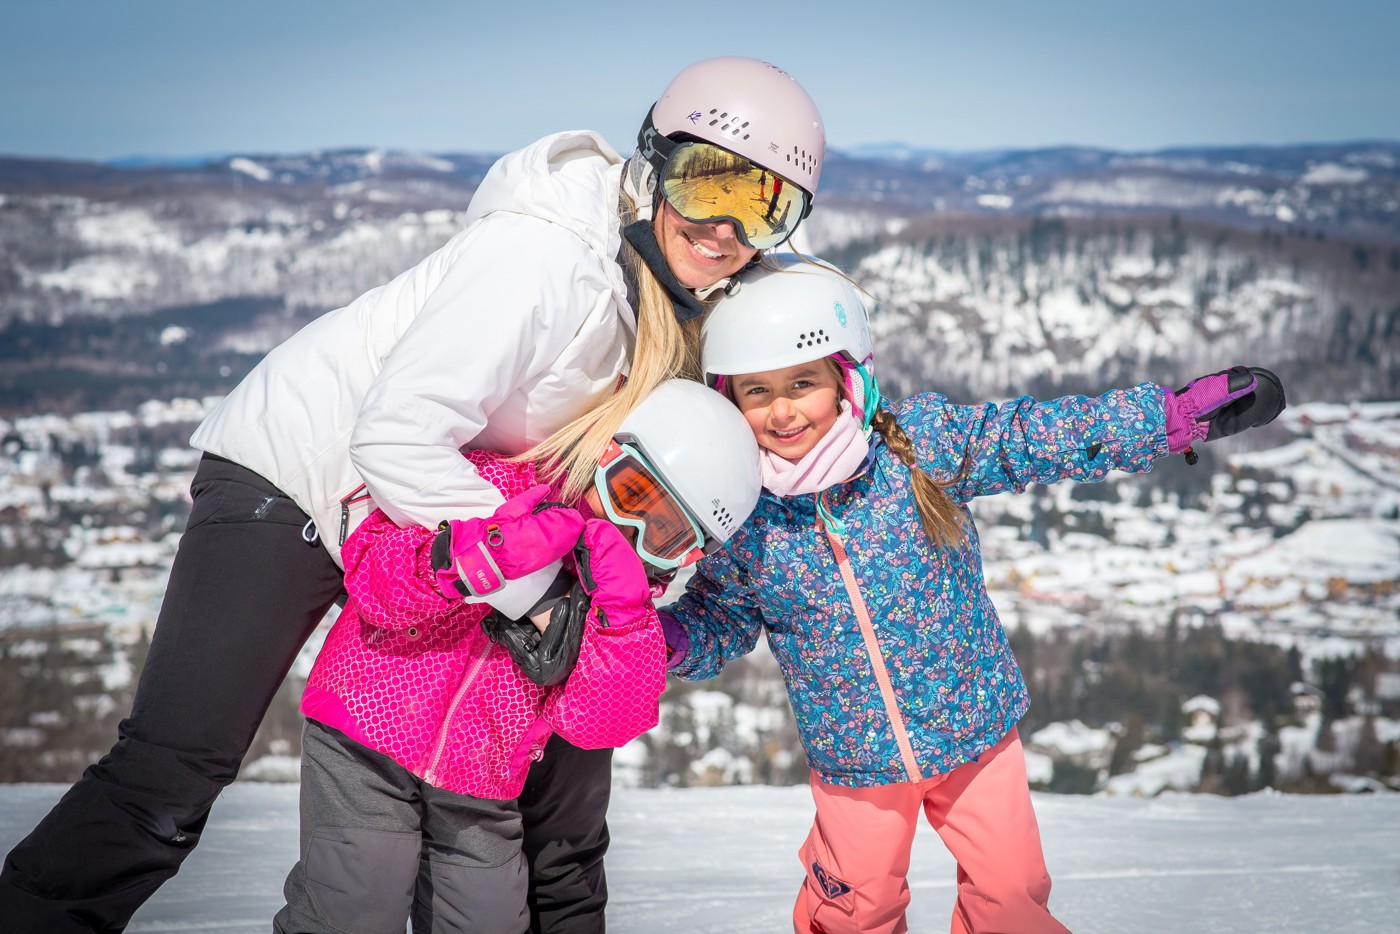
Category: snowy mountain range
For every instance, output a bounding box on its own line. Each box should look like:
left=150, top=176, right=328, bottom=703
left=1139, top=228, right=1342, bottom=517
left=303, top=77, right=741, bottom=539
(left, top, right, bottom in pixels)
left=2, top=141, right=1397, bottom=411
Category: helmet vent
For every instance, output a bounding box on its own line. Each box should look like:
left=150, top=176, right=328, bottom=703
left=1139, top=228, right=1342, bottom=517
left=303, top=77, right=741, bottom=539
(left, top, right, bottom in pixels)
left=708, top=109, right=752, bottom=140
left=712, top=503, right=735, bottom=532
left=796, top=329, right=831, bottom=349
left=787, top=146, right=820, bottom=179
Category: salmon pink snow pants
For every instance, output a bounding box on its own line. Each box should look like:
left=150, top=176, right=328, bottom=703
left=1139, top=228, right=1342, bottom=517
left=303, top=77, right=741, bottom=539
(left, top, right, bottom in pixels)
left=792, top=728, right=1070, bottom=934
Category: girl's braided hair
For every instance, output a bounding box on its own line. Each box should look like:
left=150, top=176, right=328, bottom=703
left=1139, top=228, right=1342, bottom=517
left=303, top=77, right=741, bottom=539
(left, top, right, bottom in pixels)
left=868, top=404, right=967, bottom=549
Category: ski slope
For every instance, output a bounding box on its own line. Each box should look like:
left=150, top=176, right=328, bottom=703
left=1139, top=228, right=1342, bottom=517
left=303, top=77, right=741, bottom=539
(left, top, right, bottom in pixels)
left=2, top=783, right=1396, bottom=932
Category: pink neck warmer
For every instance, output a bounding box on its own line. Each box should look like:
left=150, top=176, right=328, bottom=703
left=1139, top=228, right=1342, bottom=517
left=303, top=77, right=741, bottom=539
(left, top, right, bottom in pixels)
left=760, top=402, right=870, bottom=497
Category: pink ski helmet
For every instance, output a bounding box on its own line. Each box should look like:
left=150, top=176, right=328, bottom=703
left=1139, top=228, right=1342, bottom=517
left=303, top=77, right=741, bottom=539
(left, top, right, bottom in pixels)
left=641, top=56, right=826, bottom=199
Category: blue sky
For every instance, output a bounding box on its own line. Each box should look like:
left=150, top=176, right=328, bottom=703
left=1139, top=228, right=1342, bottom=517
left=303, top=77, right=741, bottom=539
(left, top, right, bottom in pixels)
left=2, top=0, right=1397, bottom=162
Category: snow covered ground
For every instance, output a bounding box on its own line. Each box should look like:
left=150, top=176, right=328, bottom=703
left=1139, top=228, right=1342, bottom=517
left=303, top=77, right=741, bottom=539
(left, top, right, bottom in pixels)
left=2, top=782, right=1396, bottom=933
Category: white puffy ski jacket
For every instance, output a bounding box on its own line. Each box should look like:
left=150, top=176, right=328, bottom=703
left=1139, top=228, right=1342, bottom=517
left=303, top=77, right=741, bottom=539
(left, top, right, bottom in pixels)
left=190, top=131, right=633, bottom=617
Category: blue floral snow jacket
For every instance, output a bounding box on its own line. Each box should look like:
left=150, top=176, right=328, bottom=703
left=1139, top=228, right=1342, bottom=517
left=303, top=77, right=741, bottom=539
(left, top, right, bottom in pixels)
left=667, top=384, right=1167, bottom=788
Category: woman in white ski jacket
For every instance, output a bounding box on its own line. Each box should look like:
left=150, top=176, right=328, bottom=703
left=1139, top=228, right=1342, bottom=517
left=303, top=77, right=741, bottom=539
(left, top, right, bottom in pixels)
left=0, top=56, right=826, bottom=934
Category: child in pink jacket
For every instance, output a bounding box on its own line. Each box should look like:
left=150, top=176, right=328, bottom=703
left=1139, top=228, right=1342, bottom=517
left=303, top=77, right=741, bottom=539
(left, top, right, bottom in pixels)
left=274, top=380, right=761, bottom=934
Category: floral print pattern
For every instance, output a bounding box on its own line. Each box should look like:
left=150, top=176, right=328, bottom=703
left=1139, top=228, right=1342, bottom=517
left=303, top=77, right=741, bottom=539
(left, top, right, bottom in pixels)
left=669, top=384, right=1167, bottom=788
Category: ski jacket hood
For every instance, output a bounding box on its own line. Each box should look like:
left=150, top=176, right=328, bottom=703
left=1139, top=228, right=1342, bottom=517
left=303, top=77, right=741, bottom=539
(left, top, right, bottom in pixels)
left=668, top=384, right=1168, bottom=788
left=190, top=131, right=631, bottom=618
left=463, top=130, right=630, bottom=308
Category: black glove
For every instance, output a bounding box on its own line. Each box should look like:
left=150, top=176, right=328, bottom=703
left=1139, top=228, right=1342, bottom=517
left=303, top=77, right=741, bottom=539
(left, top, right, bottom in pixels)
left=481, top=574, right=591, bottom=688
left=1164, top=366, right=1287, bottom=459
left=1200, top=366, right=1286, bottom=441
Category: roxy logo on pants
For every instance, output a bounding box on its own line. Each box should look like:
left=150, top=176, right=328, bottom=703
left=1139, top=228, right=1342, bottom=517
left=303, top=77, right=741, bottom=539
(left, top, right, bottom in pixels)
left=811, top=860, right=851, bottom=900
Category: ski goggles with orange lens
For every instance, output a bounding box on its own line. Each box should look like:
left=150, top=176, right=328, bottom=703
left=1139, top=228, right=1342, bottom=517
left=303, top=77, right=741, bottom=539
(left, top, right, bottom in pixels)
left=658, top=140, right=810, bottom=250
left=593, top=438, right=708, bottom=571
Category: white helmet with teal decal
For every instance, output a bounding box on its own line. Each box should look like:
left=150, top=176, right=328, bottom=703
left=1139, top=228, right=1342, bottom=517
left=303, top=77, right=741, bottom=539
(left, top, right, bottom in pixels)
left=701, top=255, right=880, bottom=429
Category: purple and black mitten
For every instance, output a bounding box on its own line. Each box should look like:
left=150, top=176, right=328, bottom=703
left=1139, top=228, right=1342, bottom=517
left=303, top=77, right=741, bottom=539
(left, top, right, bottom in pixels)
left=1163, top=366, right=1287, bottom=456
left=657, top=610, right=689, bottom=670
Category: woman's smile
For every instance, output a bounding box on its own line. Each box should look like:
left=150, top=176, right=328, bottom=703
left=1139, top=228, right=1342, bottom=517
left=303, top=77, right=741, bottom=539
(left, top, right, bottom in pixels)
left=654, top=200, right=757, bottom=289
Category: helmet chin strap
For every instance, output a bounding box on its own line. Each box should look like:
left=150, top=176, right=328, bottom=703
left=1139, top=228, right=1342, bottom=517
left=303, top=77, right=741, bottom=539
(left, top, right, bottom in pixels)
left=838, top=358, right=881, bottom=433
left=724, top=255, right=763, bottom=294
left=858, top=365, right=881, bottom=430
left=646, top=565, right=678, bottom=587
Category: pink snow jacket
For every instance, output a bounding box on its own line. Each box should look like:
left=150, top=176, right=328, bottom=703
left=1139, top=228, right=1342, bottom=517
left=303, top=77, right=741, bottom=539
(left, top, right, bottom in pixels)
left=302, top=451, right=666, bottom=799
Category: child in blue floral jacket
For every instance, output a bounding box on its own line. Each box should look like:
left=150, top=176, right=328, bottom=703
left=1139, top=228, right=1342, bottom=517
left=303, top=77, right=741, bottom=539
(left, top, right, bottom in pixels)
left=661, top=257, right=1285, bottom=934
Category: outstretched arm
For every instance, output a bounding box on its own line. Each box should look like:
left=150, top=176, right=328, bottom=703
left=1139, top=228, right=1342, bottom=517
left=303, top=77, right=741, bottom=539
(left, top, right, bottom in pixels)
left=917, top=382, right=1169, bottom=500
left=909, top=366, right=1286, bottom=500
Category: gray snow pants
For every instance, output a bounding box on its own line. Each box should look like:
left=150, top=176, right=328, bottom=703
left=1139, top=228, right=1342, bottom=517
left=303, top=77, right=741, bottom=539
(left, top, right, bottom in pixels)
left=0, top=454, right=612, bottom=934
left=275, top=720, right=531, bottom=934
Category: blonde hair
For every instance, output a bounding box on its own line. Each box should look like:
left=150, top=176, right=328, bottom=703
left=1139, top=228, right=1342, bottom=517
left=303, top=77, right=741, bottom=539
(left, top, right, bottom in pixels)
left=809, top=356, right=967, bottom=549
left=524, top=195, right=705, bottom=502
left=869, top=407, right=967, bottom=549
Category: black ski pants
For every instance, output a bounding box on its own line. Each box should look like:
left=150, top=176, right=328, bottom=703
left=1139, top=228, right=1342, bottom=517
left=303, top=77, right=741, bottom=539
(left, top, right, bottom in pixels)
left=0, top=454, right=613, bottom=933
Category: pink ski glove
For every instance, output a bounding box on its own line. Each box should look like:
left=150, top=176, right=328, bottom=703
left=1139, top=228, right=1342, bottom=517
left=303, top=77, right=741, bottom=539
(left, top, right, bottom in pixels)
left=431, top=485, right=585, bottom=598
left=482, top=520, right=654, bottom=687
left=1163, top=366, right=1286, bottom=455
left=575, top=519, right=652, bottom=630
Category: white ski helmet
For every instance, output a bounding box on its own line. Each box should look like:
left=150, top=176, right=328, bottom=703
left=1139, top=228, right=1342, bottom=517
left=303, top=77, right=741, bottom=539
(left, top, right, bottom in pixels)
left=615, top=379, right=762, bottom=549
left=702, top=255, right=881, bottom=428
left=644, top=56, right=825, bottom=197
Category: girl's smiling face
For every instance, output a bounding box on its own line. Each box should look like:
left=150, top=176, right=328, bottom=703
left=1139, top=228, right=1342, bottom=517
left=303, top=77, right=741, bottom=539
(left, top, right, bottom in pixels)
left=729, top=360, right=844, bottom=461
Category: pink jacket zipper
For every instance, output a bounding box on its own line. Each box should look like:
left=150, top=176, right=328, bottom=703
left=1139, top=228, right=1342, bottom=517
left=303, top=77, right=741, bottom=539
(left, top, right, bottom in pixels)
left=818, top=493, right=923, bottom=783
left=422, top=641, right=494, bottom=786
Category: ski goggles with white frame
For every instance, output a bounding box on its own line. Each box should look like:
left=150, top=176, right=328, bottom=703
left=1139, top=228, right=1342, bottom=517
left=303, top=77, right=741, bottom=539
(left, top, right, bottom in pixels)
left=592, top=437, right=712, bottom=571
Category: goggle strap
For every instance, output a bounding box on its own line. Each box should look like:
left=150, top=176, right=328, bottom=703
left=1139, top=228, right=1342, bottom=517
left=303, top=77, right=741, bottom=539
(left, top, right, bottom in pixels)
left=637, top=109, right=678, bottom=172
left=598, top=439, right=626, bottom=467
